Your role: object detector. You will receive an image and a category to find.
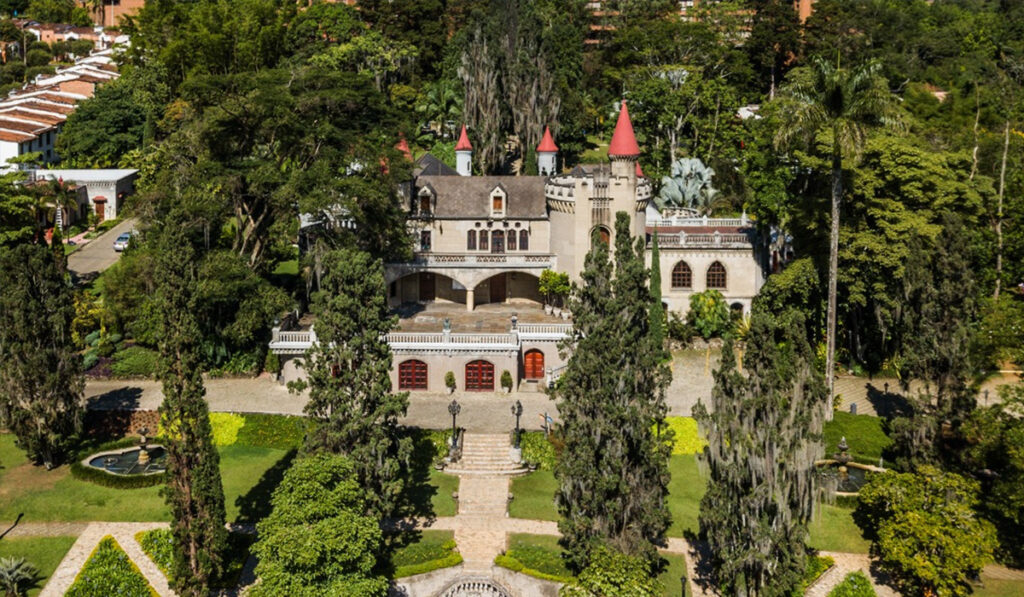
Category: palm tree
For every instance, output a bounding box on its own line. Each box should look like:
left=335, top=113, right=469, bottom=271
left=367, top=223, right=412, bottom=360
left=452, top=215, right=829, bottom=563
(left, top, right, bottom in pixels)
left=0, top=556, right=38, bottom=597
left=416, top=81, right=463, bottom=139
left=774, top=56, right=902, bottom=418
left=32, top=177, right=80, bottom=237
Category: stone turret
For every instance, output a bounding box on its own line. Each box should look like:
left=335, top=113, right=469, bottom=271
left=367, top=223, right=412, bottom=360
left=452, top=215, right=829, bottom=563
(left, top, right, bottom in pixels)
left=537, top=126, right=558, bottom=175
left=455, top=125, right=473, bottom=176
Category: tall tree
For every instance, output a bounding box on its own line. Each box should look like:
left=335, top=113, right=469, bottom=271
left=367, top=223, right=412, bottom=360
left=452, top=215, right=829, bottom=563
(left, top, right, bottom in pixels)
left=0, top=242, right=83, bottom=468
left=889, top=217, right=978, bottom=469
left=774, top=56, right=902, bottom=417
left=290, top=248, right=412, bottom=519
left=152, top=221, right=227, bottom=596
left=250, top=454, right=389, bottom=597
left=554, top=212, right=672, bottom=571
left=746, top=0, right=801, bottom=99
left=649, top=231, right=665, bottom=354
left=693, top=309, right=827, bottom=596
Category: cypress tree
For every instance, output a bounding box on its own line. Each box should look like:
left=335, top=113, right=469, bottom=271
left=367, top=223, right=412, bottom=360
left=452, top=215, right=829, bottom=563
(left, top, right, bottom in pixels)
left=153, top=222, right=227, bottom=596
left=291, top=247, right=412, bottom=520
left=890, top=216, right=977, bottom=468
left=649, top=229, right=666, bottom=355
left=0, top=242, right=83, bottom=468
left=554, top=211, right=672, bottom=571
left=693, top=309, right=827, bottom=596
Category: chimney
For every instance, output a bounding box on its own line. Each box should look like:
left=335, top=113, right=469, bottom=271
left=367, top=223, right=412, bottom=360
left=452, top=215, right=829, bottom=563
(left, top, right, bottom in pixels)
left=455, top=125, right=472, bottom=176
left=536, top=126, right=558, bottom=175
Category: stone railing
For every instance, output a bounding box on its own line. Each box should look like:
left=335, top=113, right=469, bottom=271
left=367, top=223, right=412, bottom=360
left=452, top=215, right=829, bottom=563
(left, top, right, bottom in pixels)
left=650, top=231, right=754, bottom=249
left=402, top=253, right=555, bottom=268
left=518, top=323, right=573, bottom=342
left=271, top=324, right=569, bottom=355
left=648, top=214, right=752, bottom=228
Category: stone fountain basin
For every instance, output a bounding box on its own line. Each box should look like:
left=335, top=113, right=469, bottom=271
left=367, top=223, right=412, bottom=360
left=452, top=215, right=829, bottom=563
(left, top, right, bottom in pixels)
left=84, top=445, right=168, bottom=476
left=815, top=460, right=887, bottom=494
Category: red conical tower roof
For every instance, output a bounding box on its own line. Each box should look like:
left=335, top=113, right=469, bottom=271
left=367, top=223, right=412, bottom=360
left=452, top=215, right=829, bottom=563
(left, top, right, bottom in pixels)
left=636, top=162, right=644, bottom=177
left=455, top=125, right=473, bottom=151
left=395, top=135, right=412, bottom=161
left=608, top=100, right=640, bottom=158
left=537, top=126, right=558, bottom=153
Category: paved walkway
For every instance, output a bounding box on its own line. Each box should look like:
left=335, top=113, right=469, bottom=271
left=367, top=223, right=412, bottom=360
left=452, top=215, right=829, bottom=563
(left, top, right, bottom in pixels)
left=40, top=521, right=174, bottom=597
left=67, top=218, right=136, bottom=283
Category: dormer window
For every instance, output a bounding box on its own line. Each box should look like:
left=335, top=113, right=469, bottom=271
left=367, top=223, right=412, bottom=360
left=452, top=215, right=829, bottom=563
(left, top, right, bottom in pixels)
left=417, top=185, right=435, bottom=217
left=489, top=185, right=507, bottom=218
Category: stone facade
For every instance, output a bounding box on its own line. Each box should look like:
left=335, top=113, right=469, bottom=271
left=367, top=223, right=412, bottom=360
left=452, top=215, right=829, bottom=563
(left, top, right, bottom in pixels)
left=273, top=102, right=766, bottom=392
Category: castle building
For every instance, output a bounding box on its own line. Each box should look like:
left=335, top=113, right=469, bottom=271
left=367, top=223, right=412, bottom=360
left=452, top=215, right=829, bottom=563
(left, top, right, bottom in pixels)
left=271, top=102, right=765, bottom=393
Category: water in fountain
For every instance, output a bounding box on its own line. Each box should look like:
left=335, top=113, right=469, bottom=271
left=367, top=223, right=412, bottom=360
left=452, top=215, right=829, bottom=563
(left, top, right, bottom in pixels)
left=88, top=446, right=168, bottom=475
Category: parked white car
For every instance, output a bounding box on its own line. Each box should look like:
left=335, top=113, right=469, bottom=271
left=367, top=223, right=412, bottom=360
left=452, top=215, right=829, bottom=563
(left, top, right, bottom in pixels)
left=113, top=232, right=132, bottom=252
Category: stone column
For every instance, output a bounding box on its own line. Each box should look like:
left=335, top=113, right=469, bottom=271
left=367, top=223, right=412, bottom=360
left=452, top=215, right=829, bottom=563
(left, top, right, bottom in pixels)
left=466, top=288, right=475, bottom=311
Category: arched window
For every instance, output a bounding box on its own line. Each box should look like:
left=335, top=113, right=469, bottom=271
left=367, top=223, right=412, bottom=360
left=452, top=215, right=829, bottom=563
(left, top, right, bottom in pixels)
left=479, top=229, right=489, bottom=251
left=592, top=226, right=610, bottom=248
left=706, top=261, right=727, bottom=289
left=507, top=229, right=517, bottom=251
left=399, top=360, right=428, bottom=390
left=491, top=230, right=505, bottom=253
left=467, top=229, right=477, bottom=251
left=671, top=261, right=692, bottom=289
left=524, top=350, right=545, bottom=380
left=465, top=360, right=495, bottom=391
left=519, top=229, right=529, bottom=251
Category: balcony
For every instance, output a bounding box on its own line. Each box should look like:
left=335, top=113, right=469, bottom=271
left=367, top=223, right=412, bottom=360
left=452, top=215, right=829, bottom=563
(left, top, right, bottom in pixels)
left=399, top=253, right=556, bottom=269
left=649, top=230, right=755, bottom=249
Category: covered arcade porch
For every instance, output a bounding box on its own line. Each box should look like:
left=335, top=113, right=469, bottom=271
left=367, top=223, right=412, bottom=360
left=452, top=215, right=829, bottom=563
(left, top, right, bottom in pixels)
left=386, top=269, right=545, bottom=312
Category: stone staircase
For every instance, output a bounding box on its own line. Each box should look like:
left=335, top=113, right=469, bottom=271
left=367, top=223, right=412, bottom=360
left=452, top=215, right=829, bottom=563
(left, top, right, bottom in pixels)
left=444, top=433, right=529, bottom=477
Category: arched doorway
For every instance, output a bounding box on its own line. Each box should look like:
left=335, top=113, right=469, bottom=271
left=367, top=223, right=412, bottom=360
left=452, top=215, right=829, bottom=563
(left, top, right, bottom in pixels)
left=524, top=349, right=545, bottom=380
left=398, top=360, right=428, bottom=390
left=465, top=360, right=494, bottom=391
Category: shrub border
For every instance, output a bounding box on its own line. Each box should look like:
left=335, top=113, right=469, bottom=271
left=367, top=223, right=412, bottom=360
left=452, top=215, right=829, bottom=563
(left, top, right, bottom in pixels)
left=494, top=554, right=574, bottom=584
left=69, top=437, right=169, bottom=489
left=393, top=552, right=464, bottom=578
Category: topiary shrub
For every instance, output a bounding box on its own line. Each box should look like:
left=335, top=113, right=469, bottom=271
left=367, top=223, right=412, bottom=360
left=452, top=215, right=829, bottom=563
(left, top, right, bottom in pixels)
left=827, top=572, right=877, bottom=597
left=445, top=371, right=456, bottom=390
left=65, top=536, right=156, bottom=597
left=520, top=432, right=556, bottom=470
left=501, top=370, right=513, bottom=390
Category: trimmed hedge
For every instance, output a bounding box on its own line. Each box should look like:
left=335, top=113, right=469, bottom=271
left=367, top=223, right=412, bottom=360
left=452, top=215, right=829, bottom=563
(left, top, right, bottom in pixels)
left=392, top=537, right=463, bottom=579
left=795, top=555, right=835, bottom=595
left=235, top=413, right=311, bottom=450
left=136, top=529, right=172, bottom=576
left=665, top=417, right=707, bottom=455
left=66, top=536, right=156, bottom=597
left=494, top=554, right=574, bottom=584
left=69, top=438, right=168, bottom=489
left=828, top=572, right=877, bottom=597
left=520, top=432, right=556, bottom=470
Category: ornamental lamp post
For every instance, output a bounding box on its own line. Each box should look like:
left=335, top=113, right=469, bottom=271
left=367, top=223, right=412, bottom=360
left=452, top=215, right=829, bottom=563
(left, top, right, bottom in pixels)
left=511, top=400, right=523, bottom=448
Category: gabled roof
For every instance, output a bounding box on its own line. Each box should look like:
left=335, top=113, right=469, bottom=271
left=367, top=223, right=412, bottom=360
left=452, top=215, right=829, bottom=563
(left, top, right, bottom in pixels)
left=608, top=100, right=640, bottom=158
left=455, top=125, right=472, bottom=151
left=414, top=153, right=459, bottom=177
left=415, top=175, right=547, bottom=218
left=537, top=126, right=558, bottom=152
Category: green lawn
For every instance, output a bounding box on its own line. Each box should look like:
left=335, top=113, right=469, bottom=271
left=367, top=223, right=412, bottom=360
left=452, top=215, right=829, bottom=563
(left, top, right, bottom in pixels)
left=659, top=553, right=689, bottom=597
left=509, top=470, right=558, bottom=520
left=823, top=412, right=893, bottom=466
left=808, top=504, right=871, bottom=553
left=388, top=529, right=461, bottom=577
left=975, top=579, right=1024, bottom=597
left=0, top=435, right=290, bottom=523
left=429, top=469, right=458, bottom=518
left=509, top=455, right=706, bottom=536
left=667, top=455, right=705, bottom=537
left=580, top=134, right=609, bottom=163
left=0, top=535, right=77, bottom=596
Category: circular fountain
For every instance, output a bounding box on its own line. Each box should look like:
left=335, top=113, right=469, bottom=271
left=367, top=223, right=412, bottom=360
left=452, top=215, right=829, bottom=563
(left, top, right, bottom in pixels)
left=84, top=428, right=168, bottom=476
left=816, top=436, right=885, bottom=495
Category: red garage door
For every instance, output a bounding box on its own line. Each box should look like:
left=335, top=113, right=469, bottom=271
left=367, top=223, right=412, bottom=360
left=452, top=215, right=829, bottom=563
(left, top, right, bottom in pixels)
left=399, top=360, right=428, bottom=390
left=465, top=360, right=494, bottom=391
left=524, top=350, right=545, bottom=380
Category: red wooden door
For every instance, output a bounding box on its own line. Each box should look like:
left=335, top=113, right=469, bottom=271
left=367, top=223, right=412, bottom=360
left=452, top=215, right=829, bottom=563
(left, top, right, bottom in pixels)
left=398, top=360, right=428, bottom=390
left=524, top=350, right=545, bottom=380
left=465, top=360, right=494, bottom=391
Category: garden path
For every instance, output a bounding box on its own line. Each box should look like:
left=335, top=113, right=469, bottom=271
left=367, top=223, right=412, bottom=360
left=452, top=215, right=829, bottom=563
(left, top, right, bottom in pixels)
left=40, top=521, right=173, bottom=597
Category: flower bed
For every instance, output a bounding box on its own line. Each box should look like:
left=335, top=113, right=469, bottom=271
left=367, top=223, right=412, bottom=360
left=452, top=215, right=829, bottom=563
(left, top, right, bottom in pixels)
left=65, top=536, right=156, bottom=597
